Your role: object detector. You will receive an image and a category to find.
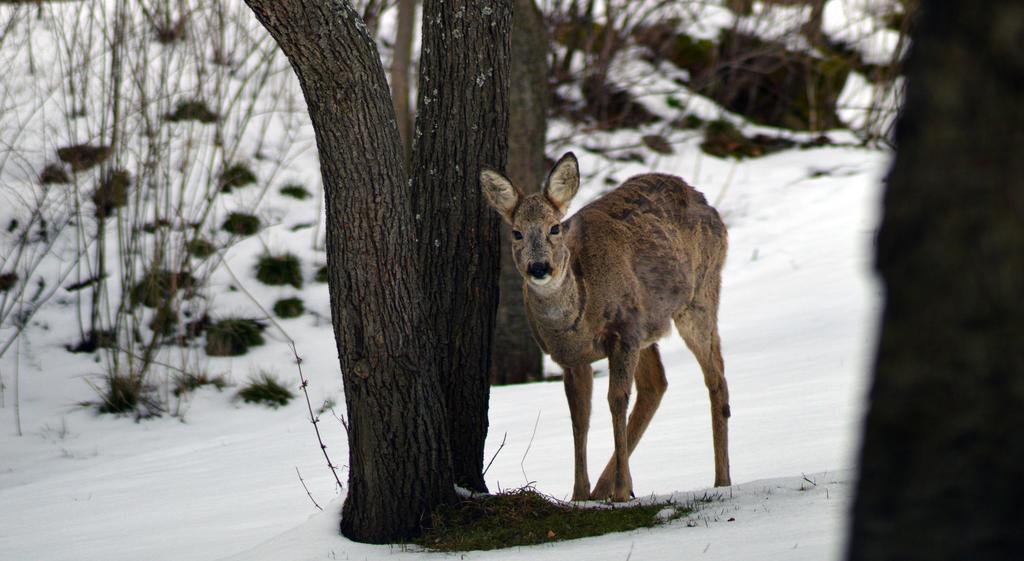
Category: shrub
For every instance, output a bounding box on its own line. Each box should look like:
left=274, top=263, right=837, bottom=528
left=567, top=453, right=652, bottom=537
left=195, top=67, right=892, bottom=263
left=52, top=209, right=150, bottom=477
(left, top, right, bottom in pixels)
left=238, top=372, right=294, bottom=408
left=66, top=329, right=117, bottom=353
left=39, top=163, right=70, bottom=185
left=221, top=212, right=261, bottom=236
left=255, top=253, right=303, bottom=288
left=219, top=163, right=257, bottom=192
left=700, top=119, right=795, bottom=159
left=130, top=270, right=195, bottom=308
left=56, top=144, right=111, bottom=171
left=273, top=297, right=305, bottom=318
left=279, top=183, right=311, bottom=200
left=314, top=265, right=328, bottom=283
left=0, top=272, right=17, bottom=292
left=205, top=318, right=265, bottom=357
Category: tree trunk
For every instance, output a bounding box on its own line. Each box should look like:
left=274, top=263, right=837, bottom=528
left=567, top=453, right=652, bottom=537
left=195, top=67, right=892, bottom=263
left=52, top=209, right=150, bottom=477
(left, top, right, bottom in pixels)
left=491, top=0, right=547, bottom=385
left=847, top=2, right=1024, bottom=560
left=243, top=0, right=454, bottom=543
left=410, top=0, right=513, bottom=492
left=390, top=0, right=416, bottom=161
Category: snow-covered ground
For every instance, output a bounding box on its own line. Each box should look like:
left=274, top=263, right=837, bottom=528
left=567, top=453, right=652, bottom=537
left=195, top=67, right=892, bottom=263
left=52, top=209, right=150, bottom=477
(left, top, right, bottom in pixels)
left=0, top=1, right=894, bottom=559
left=0, top=140, right=886, bottom=560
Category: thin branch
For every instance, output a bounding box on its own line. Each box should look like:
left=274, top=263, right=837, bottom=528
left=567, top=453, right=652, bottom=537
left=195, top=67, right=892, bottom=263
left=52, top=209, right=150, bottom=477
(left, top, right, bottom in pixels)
left=296, top=467, right=323, bottom=511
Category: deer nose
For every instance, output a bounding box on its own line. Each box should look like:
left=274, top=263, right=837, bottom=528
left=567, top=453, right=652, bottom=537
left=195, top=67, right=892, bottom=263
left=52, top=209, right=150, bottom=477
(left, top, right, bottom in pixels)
left=527, top=262, right=552, bottom=279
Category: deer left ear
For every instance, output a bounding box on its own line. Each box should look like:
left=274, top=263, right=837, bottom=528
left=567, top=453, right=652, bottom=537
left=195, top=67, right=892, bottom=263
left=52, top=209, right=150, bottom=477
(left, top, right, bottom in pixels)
left=543, top=152, right=580, bottom=215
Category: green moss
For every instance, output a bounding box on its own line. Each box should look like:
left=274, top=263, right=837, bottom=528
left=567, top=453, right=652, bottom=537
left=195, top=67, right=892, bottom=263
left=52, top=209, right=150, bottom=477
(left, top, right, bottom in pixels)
left=255, top=253, right=303, bottom=288
left=187, top=238, right=216, bottom=258
left=279, top=184, right=311, bottom=200
left=205, top=318, right=265, bottom=357
left=166, top=99, right=219, bottom=124
left=219, top=163, right=257, bottom=192
left=416, top=488, right=687, bottom=552
left=130, top=270, right=195, bottom=308
left=314, top=265, right=328, bottom=284
left=237, top=372, right=294, bottom=408
left=221, top=212, right=260, bottom=236
left=272, top=297, right=305, bottom=319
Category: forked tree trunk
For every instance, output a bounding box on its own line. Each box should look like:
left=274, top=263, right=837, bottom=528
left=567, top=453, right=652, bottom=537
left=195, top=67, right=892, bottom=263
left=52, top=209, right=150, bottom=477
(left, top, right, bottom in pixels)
left=411, top=0, right=513, bottom=492
left=244, top=0, right=511, bottom=542
left=491, top=0, right=548, bottom=386
left=847, top=1, right=1024, bottom=559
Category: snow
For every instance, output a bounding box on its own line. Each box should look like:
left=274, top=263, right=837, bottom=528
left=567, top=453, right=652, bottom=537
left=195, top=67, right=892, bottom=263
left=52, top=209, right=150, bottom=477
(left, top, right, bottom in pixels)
left=1, top=1, right=892, bottom=560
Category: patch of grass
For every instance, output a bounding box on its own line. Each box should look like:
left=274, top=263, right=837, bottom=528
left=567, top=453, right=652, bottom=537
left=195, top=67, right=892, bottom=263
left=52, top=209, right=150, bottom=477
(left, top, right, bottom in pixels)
left=272, top=297, right=305, bottom=319
left=166, top=99, right=218, bottom=124
left=314, top=265, right=328, bottom=283
left=187, top=238, right=216, bottom=258
left=149, top=303, right=178, bottom=336
left=57, top=144, right=111, bottom=171
left=172, top=372, right=228, bottom=397
left=255, top=253, right=303, bottom=288
left=219, top=163, right=257, bottom=192
left=205, top=317, right=265, bottom=357
left=130, top=270, right=195, bottom=308
left=39, top=163, right=70, bottom=185
left=221, top=212, right=261, bottom=236
left=700, top=119, right=795, bottom=159
left=66, top=329, right=117, bottom=353
left=0, top=272, right=17, bottom=292
left=96, top=372, right=161, bottom=416
left=416, top=488, right=687, bottom=552
left=279, top=183, right=311, bottom=200
left=237, top=372, right=294, bottom=408
left=93, top=169, right=132, bottom=218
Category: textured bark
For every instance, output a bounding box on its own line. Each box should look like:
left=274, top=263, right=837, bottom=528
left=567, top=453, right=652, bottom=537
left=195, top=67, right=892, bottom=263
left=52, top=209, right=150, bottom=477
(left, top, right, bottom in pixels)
left=491, top=0, right=547, bottom=385
left=390, top=0, right=416, bottom=161
left=847, top=2, right=1024, bottom=560
left=410, top=0, right=513, bottom=491
left=243, top=0, right=453, bottom=543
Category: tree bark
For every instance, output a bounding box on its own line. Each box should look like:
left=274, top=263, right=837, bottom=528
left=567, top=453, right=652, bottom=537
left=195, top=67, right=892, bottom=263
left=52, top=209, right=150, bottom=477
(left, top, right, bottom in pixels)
left=390, top=0, right=416, bottom=161
left=491, top=0, right=547, bottom=385
left=243, top=0, right=454, bottom=543
left=410, top=0, right=513, bottom=492
left=847, top=2, right=1024, bottom=560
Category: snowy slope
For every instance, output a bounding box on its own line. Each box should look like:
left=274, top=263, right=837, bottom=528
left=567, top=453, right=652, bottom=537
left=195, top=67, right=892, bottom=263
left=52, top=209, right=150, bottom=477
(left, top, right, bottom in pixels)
left=0, top=142, right=886, bottom=560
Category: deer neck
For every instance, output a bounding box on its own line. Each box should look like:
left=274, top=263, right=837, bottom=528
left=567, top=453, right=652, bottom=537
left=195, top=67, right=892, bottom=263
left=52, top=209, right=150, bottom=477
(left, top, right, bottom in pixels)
left=525, top=259, right=584, bottom=333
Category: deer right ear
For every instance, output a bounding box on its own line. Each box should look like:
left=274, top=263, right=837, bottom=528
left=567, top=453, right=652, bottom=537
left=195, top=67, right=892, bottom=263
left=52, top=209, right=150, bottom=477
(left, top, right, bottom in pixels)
left=480, top=169, right=520, bottom=223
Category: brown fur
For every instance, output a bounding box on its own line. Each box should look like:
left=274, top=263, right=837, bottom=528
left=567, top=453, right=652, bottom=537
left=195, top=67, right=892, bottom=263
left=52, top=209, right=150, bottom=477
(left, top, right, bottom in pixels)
left=481, top=153, right=730, bottom=501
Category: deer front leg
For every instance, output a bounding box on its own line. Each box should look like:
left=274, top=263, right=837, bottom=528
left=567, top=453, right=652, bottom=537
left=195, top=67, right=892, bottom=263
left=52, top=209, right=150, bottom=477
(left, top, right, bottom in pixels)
left=593, top=346, right=639, bottom=502
left=563, top=364, right=593, bottom=501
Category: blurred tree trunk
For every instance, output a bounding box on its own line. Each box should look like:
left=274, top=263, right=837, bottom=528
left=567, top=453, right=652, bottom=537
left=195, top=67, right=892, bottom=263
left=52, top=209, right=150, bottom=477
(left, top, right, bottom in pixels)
left=411, top=0, right=513, bottom=492
left=492, top=0, right=547, bottom=386
left=847, top=2, right=1024, bottom=560
left=390, top=0, right=416, bottom=161
left=244, top=0, right=512, bottom=542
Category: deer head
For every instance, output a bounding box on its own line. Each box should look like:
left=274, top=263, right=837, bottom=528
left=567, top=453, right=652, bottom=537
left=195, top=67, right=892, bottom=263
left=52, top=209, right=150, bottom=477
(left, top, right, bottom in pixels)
left=481, top=152, right=580, bottom=289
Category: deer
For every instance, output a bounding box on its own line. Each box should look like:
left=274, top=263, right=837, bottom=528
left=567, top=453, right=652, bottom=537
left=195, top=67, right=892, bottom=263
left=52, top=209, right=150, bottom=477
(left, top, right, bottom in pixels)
left=480, top=152, right=731, bottom=502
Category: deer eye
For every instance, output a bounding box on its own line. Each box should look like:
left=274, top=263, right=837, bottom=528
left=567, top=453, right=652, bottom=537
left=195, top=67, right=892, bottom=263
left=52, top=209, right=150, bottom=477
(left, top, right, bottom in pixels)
left=512, top=230, right=523, bottom=240
left=549, top=224, right=561, bottom=235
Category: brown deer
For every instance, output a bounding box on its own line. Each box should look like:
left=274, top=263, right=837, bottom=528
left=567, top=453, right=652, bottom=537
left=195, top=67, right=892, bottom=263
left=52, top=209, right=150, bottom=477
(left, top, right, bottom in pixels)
left=481, top=152, right=731, bottom=502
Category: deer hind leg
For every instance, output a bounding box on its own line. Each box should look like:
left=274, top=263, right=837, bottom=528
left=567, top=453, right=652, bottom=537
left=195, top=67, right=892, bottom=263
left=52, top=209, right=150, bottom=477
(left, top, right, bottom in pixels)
left=591, top=345, right=667, bottom=500
left=675, top=301, right=731, bottom=487
left=563, top=364, right=593, bottom=501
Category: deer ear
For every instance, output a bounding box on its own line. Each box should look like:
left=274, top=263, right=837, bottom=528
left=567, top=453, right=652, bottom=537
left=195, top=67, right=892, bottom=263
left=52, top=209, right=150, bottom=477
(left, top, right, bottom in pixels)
left=480, top=169, right=521, bottom=223
left=543, top=152, right=579, bottom=215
